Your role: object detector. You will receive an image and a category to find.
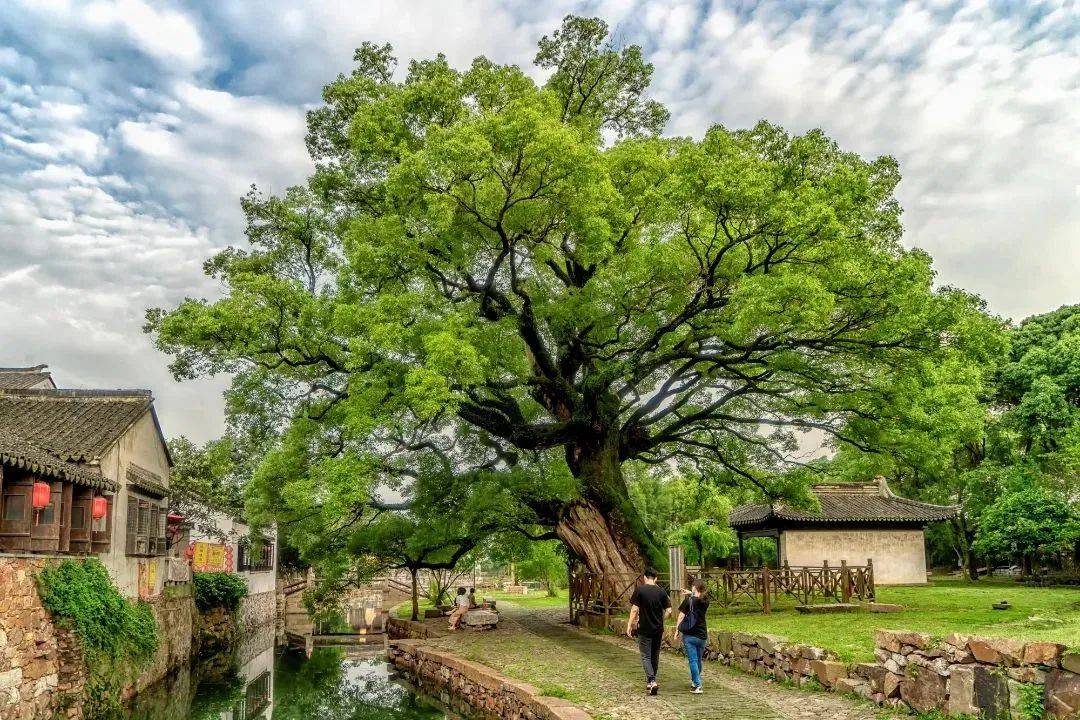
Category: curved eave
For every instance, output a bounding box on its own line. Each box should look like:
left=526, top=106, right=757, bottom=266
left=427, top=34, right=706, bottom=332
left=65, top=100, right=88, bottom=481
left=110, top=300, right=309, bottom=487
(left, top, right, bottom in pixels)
left=729, top=504, right=959, bottom=529
left=0, top=446, right=118, bottom=492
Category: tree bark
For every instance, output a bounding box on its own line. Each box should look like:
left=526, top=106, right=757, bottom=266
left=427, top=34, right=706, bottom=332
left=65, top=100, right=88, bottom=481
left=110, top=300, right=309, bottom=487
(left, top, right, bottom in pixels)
left=410, top=567, right=419, bottom=621
left=555, top=439, right=665, bottom=585
left=556, top=499, right=646, bottom=579
left=952, top=515, right=979, bottom=581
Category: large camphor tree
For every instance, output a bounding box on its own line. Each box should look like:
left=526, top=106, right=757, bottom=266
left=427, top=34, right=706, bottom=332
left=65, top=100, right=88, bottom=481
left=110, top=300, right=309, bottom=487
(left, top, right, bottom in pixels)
left=148, top=16, right=986, bottom=580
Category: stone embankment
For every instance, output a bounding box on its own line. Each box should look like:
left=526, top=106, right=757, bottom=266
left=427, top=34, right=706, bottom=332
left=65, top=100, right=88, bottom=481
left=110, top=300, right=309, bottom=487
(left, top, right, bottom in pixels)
left=595, top=614, right=1079, bottom=719
left=0, top=558, right=85, bottom=720
left=388, top=638, right=592, bottom=720
left=388, top=617, right=446, bottom=640
left=1, top=556, right=277, bottom=720
left=0, top=556, right=200, bottom=720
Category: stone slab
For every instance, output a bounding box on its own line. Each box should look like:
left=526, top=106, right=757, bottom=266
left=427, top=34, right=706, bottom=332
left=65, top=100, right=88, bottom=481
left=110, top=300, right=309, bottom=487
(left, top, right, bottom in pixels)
left=796, top=603, right=859, bottom=614
left=969, top=636, right=1025, bottom=666
left=1047, top=669, right=1080, bottom=719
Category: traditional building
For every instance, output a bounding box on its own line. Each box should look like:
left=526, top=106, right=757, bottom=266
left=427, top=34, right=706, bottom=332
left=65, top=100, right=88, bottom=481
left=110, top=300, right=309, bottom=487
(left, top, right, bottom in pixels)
left=184, top=505, right=278, bottom=632
left=0, top=365, right=277, bottom=606
left=0, top=365, right=56, bottom=390
left=728, top=477, right=957, bottom=584
left=0, top=381, right=177, bottom=597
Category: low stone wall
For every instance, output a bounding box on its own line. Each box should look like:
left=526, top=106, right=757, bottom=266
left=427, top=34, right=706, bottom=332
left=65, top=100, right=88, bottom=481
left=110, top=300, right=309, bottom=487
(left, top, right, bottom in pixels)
left=0, top=557, right=197, bottom=719
left=388, top=639, right=590, bottom=720
left=387, top=617, right=444, bottom=640
left=600, top=615, right=1080, bottom=718
left=0, top=557, right=85, bottom=720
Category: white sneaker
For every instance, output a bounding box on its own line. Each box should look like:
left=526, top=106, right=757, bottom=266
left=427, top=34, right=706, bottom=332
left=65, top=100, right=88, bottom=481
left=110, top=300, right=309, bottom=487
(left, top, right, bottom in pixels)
left=690, top=686, right=703, bottom=694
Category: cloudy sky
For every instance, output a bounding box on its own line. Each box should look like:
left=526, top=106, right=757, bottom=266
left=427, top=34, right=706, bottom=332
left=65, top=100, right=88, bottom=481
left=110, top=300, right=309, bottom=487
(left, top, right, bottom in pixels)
left=0, top=0, right=1077, bottom=442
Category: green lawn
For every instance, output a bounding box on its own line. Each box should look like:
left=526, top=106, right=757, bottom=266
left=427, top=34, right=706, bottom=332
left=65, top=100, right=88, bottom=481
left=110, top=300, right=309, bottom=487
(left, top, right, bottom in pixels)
left=488, top=587, right=569, bottom=609
left=393, top=598, right=437, bottom=619
left=393, top=587, right=569, bottom=619
left=699, top=576, right=1080, bottom=662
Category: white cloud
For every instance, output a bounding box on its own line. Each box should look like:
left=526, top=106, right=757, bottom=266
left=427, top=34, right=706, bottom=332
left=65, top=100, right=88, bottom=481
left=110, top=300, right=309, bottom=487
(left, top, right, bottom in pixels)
left=0, top=0, right=1077, bottom=441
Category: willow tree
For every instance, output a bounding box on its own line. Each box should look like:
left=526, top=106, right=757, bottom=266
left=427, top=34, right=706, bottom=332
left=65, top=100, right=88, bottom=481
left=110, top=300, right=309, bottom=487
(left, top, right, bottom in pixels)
left=148, top=16, right=983, bottom=579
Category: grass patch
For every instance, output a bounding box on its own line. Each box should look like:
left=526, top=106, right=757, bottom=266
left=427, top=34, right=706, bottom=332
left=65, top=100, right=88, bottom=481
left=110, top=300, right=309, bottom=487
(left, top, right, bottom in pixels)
left=392, top=588, right=568, bottom=618
left=536, top=683, right=577, bottom=700
left=393, top=598, right=437, bottom=619
left=700, top=575, right=1080, bottom=661
left=487, top=588, right=569, bottom=609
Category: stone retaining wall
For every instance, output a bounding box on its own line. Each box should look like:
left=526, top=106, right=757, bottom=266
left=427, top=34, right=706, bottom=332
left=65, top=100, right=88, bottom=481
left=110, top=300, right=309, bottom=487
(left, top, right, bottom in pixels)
left=0, top=557, right=197, bottom=719
left=387, top=617, right=444, bottom=640
left=388, top=639, right=591, bottom=720
left=238, top=590, right=277, bottom=633
left=599, top=614, right=1080, bottom=718
left=123, top=590, right=198, bottom=701
left=0, top=557, right=86, bottom=720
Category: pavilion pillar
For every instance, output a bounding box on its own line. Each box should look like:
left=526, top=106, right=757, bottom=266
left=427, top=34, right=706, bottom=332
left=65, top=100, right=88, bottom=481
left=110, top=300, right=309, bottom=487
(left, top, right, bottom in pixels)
left=737, top=532, right=745, bottom=570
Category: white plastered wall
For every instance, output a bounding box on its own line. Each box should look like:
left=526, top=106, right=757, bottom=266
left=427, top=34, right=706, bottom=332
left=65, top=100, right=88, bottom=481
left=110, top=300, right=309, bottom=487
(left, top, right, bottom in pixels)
left=779, top=528, right=928, bottom=585
left=98, top=411, right=172, bottom=597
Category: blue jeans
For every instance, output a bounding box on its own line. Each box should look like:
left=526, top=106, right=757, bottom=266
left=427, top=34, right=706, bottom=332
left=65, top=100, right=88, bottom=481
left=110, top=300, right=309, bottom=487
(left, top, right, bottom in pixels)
left=683, top=635, right=705, bottom=687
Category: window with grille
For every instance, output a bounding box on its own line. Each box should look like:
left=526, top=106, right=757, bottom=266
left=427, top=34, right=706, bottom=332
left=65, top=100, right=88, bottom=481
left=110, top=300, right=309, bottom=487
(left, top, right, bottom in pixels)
left=232, top=671, right=271, bottom=720
left=126, top=495, right=168, bottom=557
left=238, top=536, right=274, bottom=572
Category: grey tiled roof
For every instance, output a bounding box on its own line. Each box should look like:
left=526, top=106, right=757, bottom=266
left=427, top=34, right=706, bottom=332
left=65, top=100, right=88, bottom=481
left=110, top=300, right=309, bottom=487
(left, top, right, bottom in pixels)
left=0, top=431, right=118, bottom=491
left=126, top=464, right=169, bottom=498
left=0, top=365, right=53, bottom=389
left=729, top=479, right=958, bottom=528
left=0, top=389, right=153, bottom=463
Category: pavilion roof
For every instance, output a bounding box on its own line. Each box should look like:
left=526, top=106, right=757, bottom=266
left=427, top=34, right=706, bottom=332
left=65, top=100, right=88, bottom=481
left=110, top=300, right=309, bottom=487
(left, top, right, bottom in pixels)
left=729, top=477, right=958, bottom=529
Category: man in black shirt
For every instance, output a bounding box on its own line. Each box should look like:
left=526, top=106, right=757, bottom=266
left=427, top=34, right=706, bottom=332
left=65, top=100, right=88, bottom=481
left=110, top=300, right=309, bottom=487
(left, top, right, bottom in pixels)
left=626, top=567, right=671, bottom=695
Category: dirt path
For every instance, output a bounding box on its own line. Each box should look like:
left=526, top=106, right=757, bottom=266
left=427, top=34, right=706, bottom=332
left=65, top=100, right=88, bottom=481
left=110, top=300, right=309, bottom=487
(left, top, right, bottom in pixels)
left=427, top=603, right=887, bottom=720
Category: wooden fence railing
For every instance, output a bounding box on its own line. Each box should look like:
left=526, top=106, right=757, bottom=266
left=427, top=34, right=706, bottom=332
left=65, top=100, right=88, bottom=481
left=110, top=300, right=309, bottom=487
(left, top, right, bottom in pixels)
left=569, top=559, right=873, bottom=619
left=568, top=566, right=669, bottom=625
left=692, top=559, right=875, bottom=612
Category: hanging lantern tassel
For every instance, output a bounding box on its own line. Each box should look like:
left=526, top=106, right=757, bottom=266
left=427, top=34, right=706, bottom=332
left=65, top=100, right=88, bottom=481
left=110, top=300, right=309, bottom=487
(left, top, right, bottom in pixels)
left=92, top=496, right=108, bottom=520
left=32, top=481, right=51, bottom=510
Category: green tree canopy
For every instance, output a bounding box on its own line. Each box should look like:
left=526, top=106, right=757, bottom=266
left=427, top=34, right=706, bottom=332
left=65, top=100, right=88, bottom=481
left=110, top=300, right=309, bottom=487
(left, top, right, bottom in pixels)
left=972, top=485, right=1079, bottom=573
left=147, top=15, right=989, bottom=580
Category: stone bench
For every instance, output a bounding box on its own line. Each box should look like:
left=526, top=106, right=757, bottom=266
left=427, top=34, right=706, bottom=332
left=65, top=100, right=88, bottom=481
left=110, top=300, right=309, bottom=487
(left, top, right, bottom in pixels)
left=462, top=609, right=499, bottom=630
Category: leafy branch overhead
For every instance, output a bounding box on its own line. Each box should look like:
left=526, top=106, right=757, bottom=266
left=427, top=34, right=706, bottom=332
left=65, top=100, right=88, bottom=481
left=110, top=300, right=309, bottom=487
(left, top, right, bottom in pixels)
left=146, top=15, right=992, bottom=577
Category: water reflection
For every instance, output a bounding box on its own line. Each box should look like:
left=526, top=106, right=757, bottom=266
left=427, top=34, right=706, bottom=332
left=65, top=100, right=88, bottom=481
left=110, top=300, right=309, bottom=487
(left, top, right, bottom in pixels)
left=127, top=637, right=448, bottom=720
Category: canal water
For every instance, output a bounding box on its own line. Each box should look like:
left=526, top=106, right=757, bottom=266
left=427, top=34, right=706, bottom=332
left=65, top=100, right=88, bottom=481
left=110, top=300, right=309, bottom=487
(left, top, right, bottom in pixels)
left=125, top=638, right=450, bottom=720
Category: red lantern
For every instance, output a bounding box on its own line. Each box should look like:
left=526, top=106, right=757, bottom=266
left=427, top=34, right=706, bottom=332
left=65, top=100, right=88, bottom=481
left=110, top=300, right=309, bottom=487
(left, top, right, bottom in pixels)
left=92, top=496, right=108, bottom=520
left=32, top=482, right=51, bottom=510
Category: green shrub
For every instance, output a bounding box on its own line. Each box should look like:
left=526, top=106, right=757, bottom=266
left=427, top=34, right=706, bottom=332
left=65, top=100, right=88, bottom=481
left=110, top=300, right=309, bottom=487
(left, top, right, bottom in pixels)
left=193, top=571, right=248, bottom=612
left=37, top=559, right=160, bottom=717
left=36, top=558, right=158, bottom=663
left=1018, top=682, right=1045, bottom=720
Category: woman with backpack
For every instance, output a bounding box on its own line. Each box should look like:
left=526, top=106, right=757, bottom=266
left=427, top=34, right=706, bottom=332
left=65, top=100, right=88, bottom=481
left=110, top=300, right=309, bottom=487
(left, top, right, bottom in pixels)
left=675, top=579, right=709, bottom=694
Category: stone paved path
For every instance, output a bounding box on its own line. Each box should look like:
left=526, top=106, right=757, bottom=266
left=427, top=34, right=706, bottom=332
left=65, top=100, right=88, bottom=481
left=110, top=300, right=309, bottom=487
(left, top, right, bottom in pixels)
left=429, top=603, right=886, bottom=720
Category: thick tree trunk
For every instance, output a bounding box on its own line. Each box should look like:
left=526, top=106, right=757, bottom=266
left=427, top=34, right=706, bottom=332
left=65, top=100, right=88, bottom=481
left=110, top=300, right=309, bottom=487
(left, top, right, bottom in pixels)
left=953, top=515, right=979, bottom=581
left=556, top=499, right=646, bottom=580
left=556, top=438, right=665, bottom=583
left=410, top=568, right=419, bottom=621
